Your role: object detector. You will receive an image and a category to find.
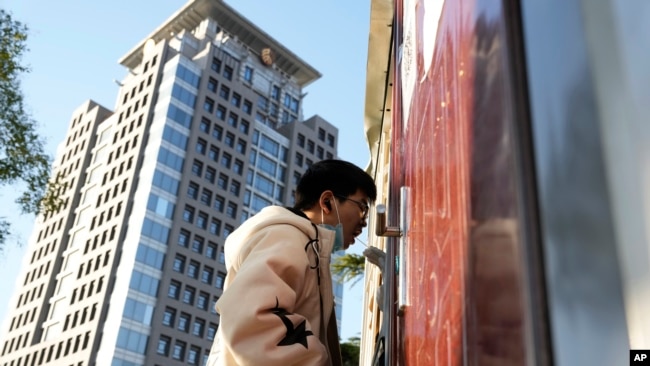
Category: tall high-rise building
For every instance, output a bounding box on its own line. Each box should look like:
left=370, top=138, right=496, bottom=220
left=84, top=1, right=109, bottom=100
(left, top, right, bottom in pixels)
left=0, top=1, right=344, bottom=365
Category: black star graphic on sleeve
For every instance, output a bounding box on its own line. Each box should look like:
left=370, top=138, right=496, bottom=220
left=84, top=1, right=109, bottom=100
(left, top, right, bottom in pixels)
left=271, top=297, right=314, bottom=348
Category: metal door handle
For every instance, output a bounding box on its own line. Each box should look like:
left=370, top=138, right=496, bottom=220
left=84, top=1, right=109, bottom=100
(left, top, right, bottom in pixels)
left=374, top=187, right=410, bottom=313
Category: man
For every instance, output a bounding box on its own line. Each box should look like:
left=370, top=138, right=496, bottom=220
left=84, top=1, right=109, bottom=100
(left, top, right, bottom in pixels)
left=207, top=159, right=377, bottom=365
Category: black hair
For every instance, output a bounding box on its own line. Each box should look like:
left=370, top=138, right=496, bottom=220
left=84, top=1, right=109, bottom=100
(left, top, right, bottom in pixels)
left=293, top=159, right=377, bottom=210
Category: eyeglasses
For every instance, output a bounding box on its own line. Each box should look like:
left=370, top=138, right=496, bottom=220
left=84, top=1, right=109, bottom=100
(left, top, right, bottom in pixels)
left=335, top=195, right=370, bottom=219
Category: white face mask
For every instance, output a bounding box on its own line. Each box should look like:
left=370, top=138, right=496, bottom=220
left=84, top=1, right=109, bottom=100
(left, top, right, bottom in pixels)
left=318, top=199, right=344, bottom=252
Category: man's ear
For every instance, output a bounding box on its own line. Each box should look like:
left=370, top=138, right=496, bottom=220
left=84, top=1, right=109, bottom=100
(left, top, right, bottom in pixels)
left=319, top=191, right=334, bottom=213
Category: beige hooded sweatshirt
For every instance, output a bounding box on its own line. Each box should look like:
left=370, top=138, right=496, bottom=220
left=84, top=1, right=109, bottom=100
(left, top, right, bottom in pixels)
left=206, top=206, right=343, bottom=366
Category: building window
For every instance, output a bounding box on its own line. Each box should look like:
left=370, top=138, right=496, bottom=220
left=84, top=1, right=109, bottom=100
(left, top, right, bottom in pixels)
left=290, top=97, right=299, bottom=113
left=236, top=140, right=246, bottom=154
left=257, top=95, right=268, bottom=111
left=172, top=341, right=186, bottom=361
left=211, top=58, right=221, bottom=73
left=295, top=153, right=303, bottom=167
left=239, top=120, right=250, bottom=134
left=215, top=272, right=226, bottom=289
left=207, top=77, right=218, bottom=92
left=168, top=280, right=181, bottom=299
left=226, top=202, right=237, bottom=219
left=173, top=255, right=186, bottom=273
left=233, top=159, right=243, bottom=175
left=199, top=118, right=210, bottom=133
left=207, top=323, right=218, bottom=341
left=327, top=134, right=335, bottom=147
left=178, top=312, right=191, bottom=332
left=223, top=65, right=233, bottom=81
left=215, top=174, right=228, bottom=192
left=157, top=336, right=171, bottom=356
left=197, top=291, right=210, bottom=310
left=255, top=112, right=267, bottom=125
left=230, top=181, right=241, bottom=196
left=275, top=185, right=285, bottom=201
left=227, top=112, right=238, bottom=128
left=218, top=175, right=229, bottom=192
left=249, top=150, right=257, bottom=166
left=200, top=189, right=212, bottom=205
left=203, top=97, right=214, bottom=113
left=162, top=307, right=176, bottom=327
left=219, top=85, right=230, bottom=100
left=269, top=103, right=279, bottom=118
left=178, top=229, right=190, bottom=247
left=209, top=219, right=221, bottom=235
left=212, top=125, right=223, bottom=140
left=231, top=93, right=241, bottom=108
left=271, top=85, right=281, bottom=101
left=188, top=346, right=201, bottom=365
left=297, top=134, right=305, bottom=147
left=225, top=132, right=235, bottom=148
left=196, top=212, right=208, bottom=230
left=223, top=224, right=234, bottom=238
left=209, top=146, right=220, bottom=162
left=307, top=140, right=315, bottom=154
left=219, top=248, right=226, bottom=264
left=206, top=242, right=218, bottom=260
left=214, top=195, right=225, bottom=212
left=192, top=236, right=204, bottom=253
left=187, top=182, right=199, bottom=199
left=201, top=267, right=213, bottom=284
left=205, top=167, right=216, bottom=183
left=172, top=84, right=197, bottom=108
left=191, top=160, right=203, bottom=177
left=221, top=153, right=232, bottom=169
left=210, top=298, right=219, bottom=315
left=317, top=146, right=324, bottom=159
left=182, top=286, right=195, bottom=305
left=259, top=135, right=280, bottom=156
left=196, top=139, right=207, bottom=154
left=243, top=66, right=253, bottom=82
left=187, top=261, right=199, bottom=279
left=192, top=319, right=205, bottom=337
left=242, top=100, right=252, bottom=115
left=318, top=128, right=326, bottom=141
left=183, top=206, right=195, bottom=223
left=216, top=105, right=227, bottom=121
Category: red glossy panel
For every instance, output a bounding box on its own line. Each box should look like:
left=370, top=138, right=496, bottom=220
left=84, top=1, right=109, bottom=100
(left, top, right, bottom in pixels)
left=391, top=0, right=528, bottom=365
left=393, top=1, right=474, bottom=364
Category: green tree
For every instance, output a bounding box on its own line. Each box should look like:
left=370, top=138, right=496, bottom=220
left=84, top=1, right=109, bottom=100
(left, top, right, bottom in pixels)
left=340, top=336, right=360, bottom=365
left=332, top=253, right=365, bottom=286
left=0, top=9, right=62, bottom=249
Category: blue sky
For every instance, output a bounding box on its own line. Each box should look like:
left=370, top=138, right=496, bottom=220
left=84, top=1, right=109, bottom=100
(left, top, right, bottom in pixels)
left=0, top=0, right=372, bottom=341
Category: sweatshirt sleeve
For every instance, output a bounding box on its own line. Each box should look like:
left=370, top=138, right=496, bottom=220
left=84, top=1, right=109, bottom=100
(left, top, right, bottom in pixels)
left=215, top=227, right=326, bottom=365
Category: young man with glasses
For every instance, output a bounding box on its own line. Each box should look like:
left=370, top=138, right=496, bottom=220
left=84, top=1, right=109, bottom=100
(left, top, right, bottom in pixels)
left=207, top=159, right=377, bottom=366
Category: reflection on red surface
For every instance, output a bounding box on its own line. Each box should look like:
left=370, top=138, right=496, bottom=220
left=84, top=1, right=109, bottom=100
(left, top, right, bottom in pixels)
left=390, top=0, right=527, bottom=364
left=392, top=1, right=474, bottom=364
